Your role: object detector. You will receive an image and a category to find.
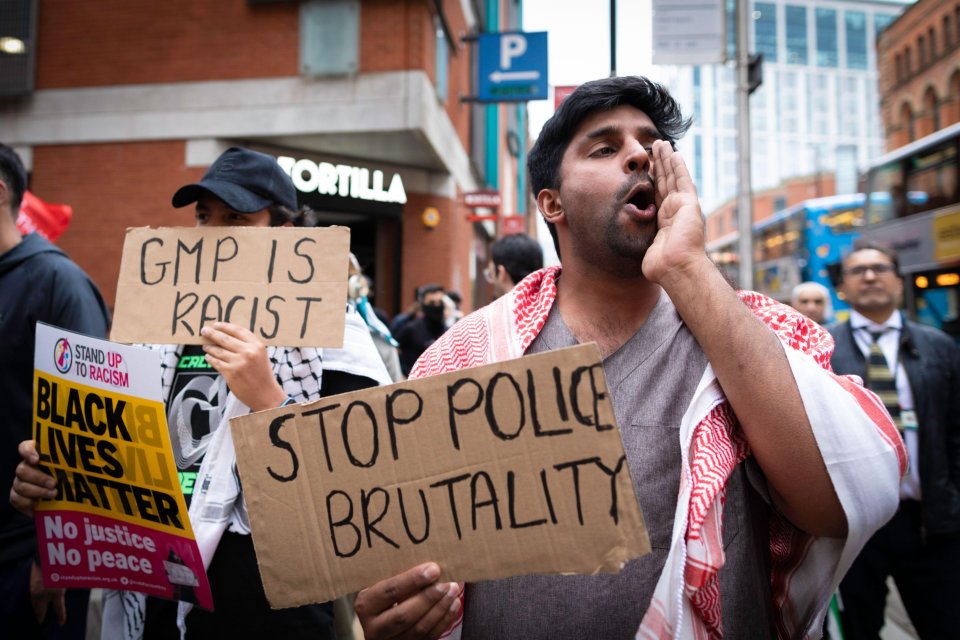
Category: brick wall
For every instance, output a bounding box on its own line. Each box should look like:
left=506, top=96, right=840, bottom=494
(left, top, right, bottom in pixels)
left=401, top=190, right=473, bottom=311
left=440, top=0, right=473, bottom=151
left=29, top=141, right=198, bottom=306
left=27, top=0, right=483, bottom=313
left=36, top=0, right=300, bottom=88
left=30, top=139, right=475, bottom=316
left=360, top=0, right=473, bottom=155
left=878, top=0, right=960, bottom=148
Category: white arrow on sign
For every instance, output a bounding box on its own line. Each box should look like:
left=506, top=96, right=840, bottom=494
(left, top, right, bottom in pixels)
left=489, top=70, right=541, bottom=83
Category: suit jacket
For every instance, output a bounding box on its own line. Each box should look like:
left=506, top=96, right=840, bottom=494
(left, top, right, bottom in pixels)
left=829, top=314, right=960, bottom=534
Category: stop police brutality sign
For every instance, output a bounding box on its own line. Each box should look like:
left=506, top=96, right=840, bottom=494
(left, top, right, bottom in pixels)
left=231, top=343, right=650, bottom=608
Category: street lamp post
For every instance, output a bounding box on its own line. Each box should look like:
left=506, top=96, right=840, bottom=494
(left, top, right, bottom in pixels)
left=735, top=0, right=754, bottom=290
left=610, top=0, right=617, bottom=77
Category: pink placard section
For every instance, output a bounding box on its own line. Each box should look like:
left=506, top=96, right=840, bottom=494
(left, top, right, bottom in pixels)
left=36, top=510, right=213, bottom=610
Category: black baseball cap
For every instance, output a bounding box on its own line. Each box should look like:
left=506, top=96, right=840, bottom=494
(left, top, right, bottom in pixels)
left=171, top=147, right=298, bottom=212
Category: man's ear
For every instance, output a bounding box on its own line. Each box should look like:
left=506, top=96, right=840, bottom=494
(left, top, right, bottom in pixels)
left=537, top=188, right=564, bottom=223
left=496, top=264, right=511, bottom=285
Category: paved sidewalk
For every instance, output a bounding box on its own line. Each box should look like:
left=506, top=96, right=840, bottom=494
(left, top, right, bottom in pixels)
left=880, top=578, right=918, bottom=640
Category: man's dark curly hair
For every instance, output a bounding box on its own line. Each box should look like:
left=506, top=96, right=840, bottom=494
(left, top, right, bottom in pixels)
left=0, top=143, right=28, bottom=219
left=527, top=76, right=691, bottom=256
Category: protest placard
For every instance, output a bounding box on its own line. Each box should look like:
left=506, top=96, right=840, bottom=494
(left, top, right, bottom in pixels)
left=33, top=323, right=213, bottom=609
left=110, top=226, right=349, bottom=347
left=232, top=343, right=649, bottom=608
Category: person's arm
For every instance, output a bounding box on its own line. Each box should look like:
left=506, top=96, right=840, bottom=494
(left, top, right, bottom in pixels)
left=30, top=560, right=66, bottom=626
left=646, top=141, right=846, bottom=537
left=10, top=440, right=70, bottom=625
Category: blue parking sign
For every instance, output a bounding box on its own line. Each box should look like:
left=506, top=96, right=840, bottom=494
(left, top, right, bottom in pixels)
left=477, top=31, right=548, bottom=102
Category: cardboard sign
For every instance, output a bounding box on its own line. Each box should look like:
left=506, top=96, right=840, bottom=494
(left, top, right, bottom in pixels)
left=32, top=323, right=213, bottom=608
left=111, top=226, right=350, bottom=347
left=232, top=343, right=650, bottom=608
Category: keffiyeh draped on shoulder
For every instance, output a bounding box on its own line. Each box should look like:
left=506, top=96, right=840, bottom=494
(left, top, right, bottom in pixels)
left=412, top=266, right=905, bottom=639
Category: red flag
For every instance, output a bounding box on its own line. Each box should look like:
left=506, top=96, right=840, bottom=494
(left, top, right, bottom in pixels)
left=16, top=190, right=72, bottom=241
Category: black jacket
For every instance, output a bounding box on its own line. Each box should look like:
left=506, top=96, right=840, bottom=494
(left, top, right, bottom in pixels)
left=0, top=233, right=111, bottom=565
left=828, top=315, right=960, bottom=534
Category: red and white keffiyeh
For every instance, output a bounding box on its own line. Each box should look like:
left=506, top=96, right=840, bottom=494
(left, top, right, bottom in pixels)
left=413, top=266, right=906, bottom=640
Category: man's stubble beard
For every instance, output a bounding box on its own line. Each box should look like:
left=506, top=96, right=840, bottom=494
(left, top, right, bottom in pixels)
left=562, top=172, right=658, bottom=279
left=602, top=172, right=657, bottom=278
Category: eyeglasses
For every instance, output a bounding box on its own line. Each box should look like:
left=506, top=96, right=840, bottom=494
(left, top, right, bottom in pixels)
left=843, top=263, right=896, bottom=277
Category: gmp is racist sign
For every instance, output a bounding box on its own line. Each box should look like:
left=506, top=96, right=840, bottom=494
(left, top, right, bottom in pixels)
left=231, top=343, right=650, bottom=608
left=111, top=226, right=349, bottom=347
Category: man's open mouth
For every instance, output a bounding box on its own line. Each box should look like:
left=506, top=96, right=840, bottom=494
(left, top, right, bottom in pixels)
left=626, top=183, right=654, bottom=211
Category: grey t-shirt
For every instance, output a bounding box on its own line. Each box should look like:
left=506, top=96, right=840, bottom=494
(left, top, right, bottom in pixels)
left=461, top=292, right=773, bottom=639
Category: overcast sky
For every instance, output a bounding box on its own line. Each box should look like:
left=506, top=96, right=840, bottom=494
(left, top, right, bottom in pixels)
left=520, top=0, right=654, bottom=263
left=523, top=0, right=655, bottom=138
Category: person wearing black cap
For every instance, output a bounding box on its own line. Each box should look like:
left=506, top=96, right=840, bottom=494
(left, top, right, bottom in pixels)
left=171, top=146, right=305, bottom=228
left=12, top=147, right=391, bottom=639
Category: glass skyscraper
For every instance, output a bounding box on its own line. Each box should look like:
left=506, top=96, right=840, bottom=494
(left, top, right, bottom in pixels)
left=659, top=0, right=910, bottom=214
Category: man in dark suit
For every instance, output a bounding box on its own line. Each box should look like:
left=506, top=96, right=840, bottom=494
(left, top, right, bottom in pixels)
left=829, top=239, right=960, bottom=639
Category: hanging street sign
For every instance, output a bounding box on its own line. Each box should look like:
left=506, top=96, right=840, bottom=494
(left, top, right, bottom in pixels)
left=477, top=31, right=548, bottom=103
left=464, top=190, right=502, bottom=209
left=651, top=0, right=726, bottom=65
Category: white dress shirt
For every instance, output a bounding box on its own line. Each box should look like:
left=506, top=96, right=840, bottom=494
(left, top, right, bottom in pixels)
left=849, top=309, right=920, bottom=501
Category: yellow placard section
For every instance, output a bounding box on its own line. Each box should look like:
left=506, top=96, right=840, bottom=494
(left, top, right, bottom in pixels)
left=33, top=372, right=190, bottom=536
left=934, top=208, right=960, bottom=263
left=110, top=226, right=350, bottom=347
left=232, top=343, right=650, bottom=608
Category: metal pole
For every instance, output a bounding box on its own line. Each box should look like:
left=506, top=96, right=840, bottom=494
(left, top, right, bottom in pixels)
left=735, top=0, right=754, bottom=290
left=610, top=0, right=617, bottom=77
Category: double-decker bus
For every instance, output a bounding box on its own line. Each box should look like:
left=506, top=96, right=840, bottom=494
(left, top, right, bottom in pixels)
left=859, top=122, right=960, bottom=337
left=752, top=194, right=867, bottom=321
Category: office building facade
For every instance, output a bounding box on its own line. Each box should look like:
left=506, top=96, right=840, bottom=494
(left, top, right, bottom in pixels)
left=0, top=0, right=530, bottom=315
left=662, top=0, right=910, bottom=216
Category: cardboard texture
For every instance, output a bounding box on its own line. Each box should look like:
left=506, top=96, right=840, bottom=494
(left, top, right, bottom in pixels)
left=111, top=227, right=349, bottom=347
left=232, top=343, right=650, bottom=608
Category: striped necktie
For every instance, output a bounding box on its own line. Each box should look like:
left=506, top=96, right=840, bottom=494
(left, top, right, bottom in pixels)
left=866, top=330, right=902, bottom=430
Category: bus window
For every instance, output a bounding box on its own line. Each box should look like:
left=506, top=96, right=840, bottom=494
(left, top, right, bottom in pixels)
left=863, top=124, right=960, bottom=225
left=819, top=205, right=865, bottom=231
left=864, top=162, right=905, bottom=223
left=754, top=214, right=803, bottom=262
left=906, top=141, right=958, bottom=212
